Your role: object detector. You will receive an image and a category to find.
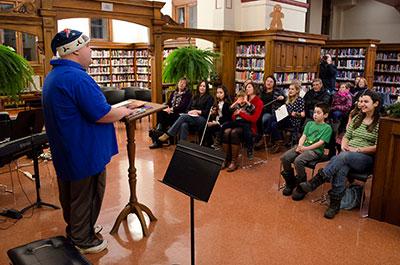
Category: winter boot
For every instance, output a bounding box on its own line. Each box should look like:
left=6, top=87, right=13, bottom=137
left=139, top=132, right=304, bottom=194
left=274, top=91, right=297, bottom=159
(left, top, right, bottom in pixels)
left=281, top=169, right=296, bottom=196
left=227, top=144, right=240, bottom=172
left=221, top=143, right=231, bottom=169
left=291, top=175, right=308, bottom=201
left=324, top=191, right=344, bottom=219
left=299, top=169, right=327, bottom=193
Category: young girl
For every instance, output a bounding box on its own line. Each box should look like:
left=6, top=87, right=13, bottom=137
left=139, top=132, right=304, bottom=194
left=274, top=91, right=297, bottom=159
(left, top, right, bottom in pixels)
left=331, top=82, right=353, bottom=135
left=331, top=82, right=353, bottom=122
left=285, top=79, right=305, bottom=129
left=204, top=85, right=232, bottom=148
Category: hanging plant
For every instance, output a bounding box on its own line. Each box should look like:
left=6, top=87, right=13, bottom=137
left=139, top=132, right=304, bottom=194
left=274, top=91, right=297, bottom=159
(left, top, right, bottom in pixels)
left=162, top=46, right=219, bottom=85
left=0, top=45, right=35, bottom=99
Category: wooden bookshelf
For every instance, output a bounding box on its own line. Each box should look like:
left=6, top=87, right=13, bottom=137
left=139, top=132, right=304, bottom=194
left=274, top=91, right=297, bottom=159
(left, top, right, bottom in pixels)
left=321, top=39, right=380, bottom=88
left=234, top=30, right=327, bottom=93
left=374, top=43, right=400, bottom=104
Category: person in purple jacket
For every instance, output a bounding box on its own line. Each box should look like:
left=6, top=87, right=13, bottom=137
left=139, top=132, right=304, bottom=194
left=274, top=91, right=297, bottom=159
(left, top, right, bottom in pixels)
left=330, top=82, right=353, bottom=134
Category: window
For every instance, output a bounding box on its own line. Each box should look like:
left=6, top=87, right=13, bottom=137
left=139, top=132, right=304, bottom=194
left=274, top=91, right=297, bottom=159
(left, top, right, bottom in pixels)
left=177, top=7, right=185, bottom=24
left=90, top=18, right=109, bottom=40
left=173, top=2, right=197, bottom=28
left=0, top=3, right=14, bottom=11
left=0, top=29, right=38, bottom=62
left=22, top=33, right=38, bottom=61
left=0, top=29, right=17, bottom=50
left=189, top=5, right=197, bottom=28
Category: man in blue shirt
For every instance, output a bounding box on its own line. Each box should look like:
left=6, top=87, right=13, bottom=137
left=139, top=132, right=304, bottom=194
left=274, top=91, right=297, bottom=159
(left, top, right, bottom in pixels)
left=42, top=29, right=135, bottom=254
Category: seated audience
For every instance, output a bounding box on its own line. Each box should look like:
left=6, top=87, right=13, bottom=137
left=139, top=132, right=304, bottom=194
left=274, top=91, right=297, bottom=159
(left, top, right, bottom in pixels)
left=330, top=82, right=353, bottom=134
left=351, top=77, right=368, bottom=104
left=303, top=78, right=331, bottom=119
left=259, top=75, right=286, bottom=148
left=271, top=79, right=305, bottom=153
left=149, top=77, right=192, bottom=148
left=204, top=85, right=232, bottom=148
left=222, top=81, right=263, bottom=172
left=280, top=102, right=332, bottom=200
left=158, top=80, right=214, bottom=143
left=300, top=90, right=381, bottom=219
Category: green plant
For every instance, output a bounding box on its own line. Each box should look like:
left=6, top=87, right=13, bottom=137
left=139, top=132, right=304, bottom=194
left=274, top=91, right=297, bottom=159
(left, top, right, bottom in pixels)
left=0, top=45, right=35, bottom=99
left=385, top=102, right=400, bottom=118
left=162, top=46, right=219, bottom=84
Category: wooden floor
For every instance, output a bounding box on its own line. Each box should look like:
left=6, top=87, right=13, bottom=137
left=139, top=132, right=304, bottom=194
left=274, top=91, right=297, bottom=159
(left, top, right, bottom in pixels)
left=1, top=119, right=400, bottom=265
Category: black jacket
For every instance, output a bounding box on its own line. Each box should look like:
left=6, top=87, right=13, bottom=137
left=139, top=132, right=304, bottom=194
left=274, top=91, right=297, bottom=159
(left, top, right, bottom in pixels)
left=319, top=62, right=337, bottom=91
left=189, top=94, right=215, bottom=119
left=303, top=89, right=331, bottom=118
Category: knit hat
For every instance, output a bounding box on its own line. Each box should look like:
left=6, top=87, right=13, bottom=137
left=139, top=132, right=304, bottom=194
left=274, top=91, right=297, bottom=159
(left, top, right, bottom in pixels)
left=51, top=29, right=90, bottom=56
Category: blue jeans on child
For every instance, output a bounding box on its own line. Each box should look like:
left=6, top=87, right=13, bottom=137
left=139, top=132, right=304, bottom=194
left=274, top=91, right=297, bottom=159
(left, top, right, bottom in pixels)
left=321, top=151, right=374, bottom=196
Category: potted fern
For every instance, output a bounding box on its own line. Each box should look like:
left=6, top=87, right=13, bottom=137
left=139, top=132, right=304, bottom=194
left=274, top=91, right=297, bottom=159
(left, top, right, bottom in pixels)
left=162, top=46, right=219, bottom=86
left=0, top=45, right=35, bottom=110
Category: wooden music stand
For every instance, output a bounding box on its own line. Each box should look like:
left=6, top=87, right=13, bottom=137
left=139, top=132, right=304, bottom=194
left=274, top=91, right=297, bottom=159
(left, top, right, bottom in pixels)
left=110, top=100, right=166, bottom=236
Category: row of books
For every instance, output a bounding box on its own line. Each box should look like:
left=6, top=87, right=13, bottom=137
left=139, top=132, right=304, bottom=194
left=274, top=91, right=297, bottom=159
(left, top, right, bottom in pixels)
left=376, top=52, right=400, bottom=61
left=137, top=74, right=150, bottom=81
left=135, top=50, right=149, bottom=57
left=92, top=75, right=111, bottom=83
left=374, top=86, right=400, bottom=95
left=135, top=81, right=150, bottom=88
left=375, top=63, right=400, bottom=72
left=112, top=66, right=134, bottom=74
left=112, top=74, right=135, bottom=82
left=236, top=44, right=266, bottom=57
left=111, top=50, right=134, bottom=58
left=337, top=71, right=361, bottom=80
left=136, top=58, right=150, bottom=66
left=273, top=72, right=316, bottom=85
left=236, top=58, right=265, bottom=70
left=91, top=59, right=110, bottom=66
left=111, top=58, right=134, bottom=65
left=336, top=48, right=365, bottom=58
left=88, top=67, right=110, bottom=75
left=337, top=59, right=365, bottom=69
left=374, top=75, right=400, bottom=84
left=92, top=49, right=110, bottom=58
left=137, top=67, right=149, bottom=74
left=235, top=71, right=264, bottom=84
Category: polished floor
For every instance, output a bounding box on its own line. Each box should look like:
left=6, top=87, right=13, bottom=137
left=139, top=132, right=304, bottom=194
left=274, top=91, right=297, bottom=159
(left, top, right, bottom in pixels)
left=1, top=119, right=400, bottom=265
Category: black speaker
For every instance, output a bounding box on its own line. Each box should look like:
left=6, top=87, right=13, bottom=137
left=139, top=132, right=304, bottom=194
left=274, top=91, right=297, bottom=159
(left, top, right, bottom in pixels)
left=162, top=141, right=225, bottom=202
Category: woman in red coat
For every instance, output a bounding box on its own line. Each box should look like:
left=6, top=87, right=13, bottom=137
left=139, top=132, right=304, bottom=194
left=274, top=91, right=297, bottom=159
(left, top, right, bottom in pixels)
left=221, top=80, right=263, bottom=172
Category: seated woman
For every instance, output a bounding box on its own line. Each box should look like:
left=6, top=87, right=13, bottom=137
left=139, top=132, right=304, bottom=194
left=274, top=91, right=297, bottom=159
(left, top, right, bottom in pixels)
left=259, top=75, right=285, bottom=148
left=149, top=77, right=192, bottom=148
left=158, top=80, right=214, bottom=143
left=299, top=89, right=381, bottom=219
left=203, top=85, right=232, bottom=148
left=222, top=81, right=263, bottom=172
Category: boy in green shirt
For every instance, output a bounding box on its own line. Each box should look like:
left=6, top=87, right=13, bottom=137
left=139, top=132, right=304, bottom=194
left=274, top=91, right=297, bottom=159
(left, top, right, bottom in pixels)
left=280, top=102, right=332, bottom=201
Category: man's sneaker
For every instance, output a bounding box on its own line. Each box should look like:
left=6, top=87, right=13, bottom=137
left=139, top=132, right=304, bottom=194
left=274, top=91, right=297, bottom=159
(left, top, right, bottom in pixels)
left=76, top=239, right=108, bottom=254
left=94, top=224, right=103, bottom=234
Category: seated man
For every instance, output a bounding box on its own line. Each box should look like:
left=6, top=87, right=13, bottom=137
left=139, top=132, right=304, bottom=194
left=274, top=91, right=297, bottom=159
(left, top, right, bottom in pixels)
left=280, top=102, right=332, bottom=201
left=303, top=78, right=331, bottom=120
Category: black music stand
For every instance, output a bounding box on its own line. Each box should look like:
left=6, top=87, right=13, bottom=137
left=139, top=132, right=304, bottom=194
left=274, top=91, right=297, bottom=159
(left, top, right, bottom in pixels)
left=161, top=141, right=225, bottom=265
left=16, top=111, right=60, bottom=214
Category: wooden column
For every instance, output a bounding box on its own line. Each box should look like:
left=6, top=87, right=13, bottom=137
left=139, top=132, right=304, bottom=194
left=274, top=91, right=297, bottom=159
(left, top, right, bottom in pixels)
left=40, top=8, right=57, bottom=76
left=369, top=117, right=400, bottom=226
